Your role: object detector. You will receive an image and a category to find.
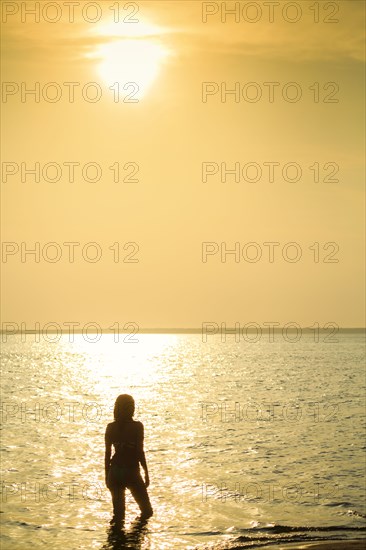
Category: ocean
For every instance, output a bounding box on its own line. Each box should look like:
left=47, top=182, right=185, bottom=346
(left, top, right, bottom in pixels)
left=1, top=332, right=365, bottom=549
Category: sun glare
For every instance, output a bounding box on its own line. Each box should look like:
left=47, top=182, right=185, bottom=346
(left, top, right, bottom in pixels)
left=88, top=21, right=171, bottom=99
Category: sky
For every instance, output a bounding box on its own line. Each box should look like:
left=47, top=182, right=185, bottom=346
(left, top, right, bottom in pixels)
left=1, top=0, right=365, bottom=329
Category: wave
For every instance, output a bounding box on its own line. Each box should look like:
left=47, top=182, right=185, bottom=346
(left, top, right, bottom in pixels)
left=192, top=523, right=366, bottom=549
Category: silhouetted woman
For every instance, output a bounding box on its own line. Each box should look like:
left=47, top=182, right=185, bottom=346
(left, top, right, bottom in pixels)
left=105, top=394, right=153, bottom=525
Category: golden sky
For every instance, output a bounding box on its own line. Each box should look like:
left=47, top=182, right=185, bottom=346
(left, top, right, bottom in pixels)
left=1, top=1, right=365, bottom=328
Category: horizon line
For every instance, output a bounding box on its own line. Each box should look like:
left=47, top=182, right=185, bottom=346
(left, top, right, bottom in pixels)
left=1, top=327, right=365, bottom=334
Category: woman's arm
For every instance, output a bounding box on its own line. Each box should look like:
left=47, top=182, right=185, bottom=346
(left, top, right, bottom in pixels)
left=104, top=424, right=112, bottom=486
left=137, top=423, right=150, bottom=487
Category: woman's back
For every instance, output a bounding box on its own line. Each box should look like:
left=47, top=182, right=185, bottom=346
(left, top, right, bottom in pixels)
left=107, top=420, right=143, bottom=469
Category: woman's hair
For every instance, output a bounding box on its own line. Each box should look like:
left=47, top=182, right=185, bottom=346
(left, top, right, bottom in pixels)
left=114, top=394, right=135, bottom=421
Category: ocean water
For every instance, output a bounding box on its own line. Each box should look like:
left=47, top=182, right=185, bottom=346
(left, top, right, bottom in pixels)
left=1, top=332, right=365, bottom=549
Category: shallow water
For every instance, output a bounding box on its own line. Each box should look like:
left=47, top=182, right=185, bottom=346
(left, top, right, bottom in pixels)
left=1, top=332, right=365, bottom=549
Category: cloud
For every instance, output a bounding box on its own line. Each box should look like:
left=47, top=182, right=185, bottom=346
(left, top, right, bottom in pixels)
left=2, top=0, right=364, bottom=64
left=187, top=1, right=365, bottom=62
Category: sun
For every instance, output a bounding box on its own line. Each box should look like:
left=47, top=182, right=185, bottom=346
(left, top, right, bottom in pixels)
left=95, top=40, right=169, bottom=98
left=87, top=22, right=171, bottom=99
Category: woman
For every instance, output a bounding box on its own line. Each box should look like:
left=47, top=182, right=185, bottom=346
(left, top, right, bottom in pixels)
left=105, top=394, right=153, bottom=524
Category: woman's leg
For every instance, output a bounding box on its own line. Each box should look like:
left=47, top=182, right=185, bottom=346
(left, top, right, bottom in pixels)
left=128, top=476, right=153, bottom=518
left=107, top=465, right=127, bottom=523
left=109, top=485, right=126, bottom=523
